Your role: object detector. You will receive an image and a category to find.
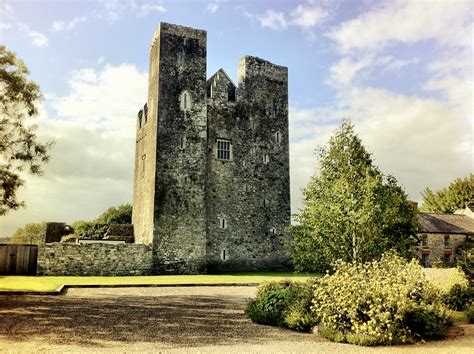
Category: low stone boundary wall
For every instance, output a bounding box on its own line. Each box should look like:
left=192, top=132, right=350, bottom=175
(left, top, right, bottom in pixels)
left=37, top=243, right=153, bottom=276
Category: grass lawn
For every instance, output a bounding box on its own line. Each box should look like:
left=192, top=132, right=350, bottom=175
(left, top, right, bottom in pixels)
left=0, top=272, right=316, bottom=292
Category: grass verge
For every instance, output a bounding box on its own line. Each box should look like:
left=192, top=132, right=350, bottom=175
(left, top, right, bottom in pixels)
left=0, top=272, right=316, bottom=292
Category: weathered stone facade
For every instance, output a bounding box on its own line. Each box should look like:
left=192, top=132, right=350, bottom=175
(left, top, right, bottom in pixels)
left=132, top=23, right=291, bottom=273
left=417, top=233, right=466, bottom=267
left=37, top=243, right=153, bottom=276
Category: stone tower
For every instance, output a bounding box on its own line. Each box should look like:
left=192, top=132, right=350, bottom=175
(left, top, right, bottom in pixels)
left=133, top=23, right=290, bottom=274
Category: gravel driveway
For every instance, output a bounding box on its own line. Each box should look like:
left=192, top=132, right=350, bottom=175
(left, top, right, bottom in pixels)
left=0, top=286, right=472, bottom=353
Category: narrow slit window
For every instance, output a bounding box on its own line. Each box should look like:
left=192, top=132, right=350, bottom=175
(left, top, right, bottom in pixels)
left=221, top=249, right=228, bottom=261
left=138, top=110, right=143, bottom=128
left=143, top=104, right=148, bottom=123
left=263, top=154, right=270, bottom=164
left=275, top=132, right=282, bottom=144
left=220, top=218, right=227, bottom=229
left=217, top=139, right=231, bottom=160
left=270, top=228, right=277, bottom=235
left=179, top=135, right=187, bottom=150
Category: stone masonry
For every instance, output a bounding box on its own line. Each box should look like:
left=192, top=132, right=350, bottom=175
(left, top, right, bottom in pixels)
left=37, top=243, right=153, bottom=276
left=132, top=23, right=291, bottom=273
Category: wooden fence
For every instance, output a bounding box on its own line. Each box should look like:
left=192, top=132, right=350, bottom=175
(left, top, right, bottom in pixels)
left=0, top=244, right=38, bottom=275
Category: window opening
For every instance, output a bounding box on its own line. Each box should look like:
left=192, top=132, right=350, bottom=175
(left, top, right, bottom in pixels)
left=217, top=139, right=231, bottom=160
left=221, top=249, right=228, bottom=261
left=220, top=218, right=227, bottom=229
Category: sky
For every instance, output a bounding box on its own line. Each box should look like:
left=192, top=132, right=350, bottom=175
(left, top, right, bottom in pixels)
left=0, top=0, right=472, bottom=237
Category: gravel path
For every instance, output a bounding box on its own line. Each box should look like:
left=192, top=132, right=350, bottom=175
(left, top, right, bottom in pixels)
left=0, top=286, right=472, bottom=353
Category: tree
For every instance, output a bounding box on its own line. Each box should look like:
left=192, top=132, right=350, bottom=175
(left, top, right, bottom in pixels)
left=288, top=120, right=419, bottom=272
left=420, top=174, right=474, bottom=213
left=9, top=221, right=47, bottom=244
left=71, top=203, right=132, bottom=239
left=0, top=45, right=53, bottom=215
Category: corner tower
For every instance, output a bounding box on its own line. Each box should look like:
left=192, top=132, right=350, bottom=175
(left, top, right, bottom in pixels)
left=132, top=23, right=208, bottom=273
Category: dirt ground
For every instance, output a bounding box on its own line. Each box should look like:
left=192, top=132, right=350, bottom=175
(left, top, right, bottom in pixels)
left=0, top=286, right=472, bottom=353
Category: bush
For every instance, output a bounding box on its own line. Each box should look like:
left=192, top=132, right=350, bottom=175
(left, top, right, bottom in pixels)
left=311, top=252, right=451, bottom=345
left=245, top=279, right=317, bottom=331
left=442, top=284, right=473, bottom=311
left=466, top=305, right=474, bottom=324
left=457, top=247, right=473, bottom=284
left=404, top=306, right=452, bottom=339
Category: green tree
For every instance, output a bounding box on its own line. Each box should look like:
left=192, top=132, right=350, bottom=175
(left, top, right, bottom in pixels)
left=420, top=174, right=474, bottom=213
left=9, top=221, right=47, bottom=244
left=288, top=120, right=419, bottom=272
left=71, top=203, right=132, bottom=239
left=0, top=45, right=53, bottom=215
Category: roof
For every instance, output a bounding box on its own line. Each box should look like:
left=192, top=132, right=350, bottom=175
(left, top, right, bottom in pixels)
left=419, top=213, right=474, bottom=234
left=104, top=224, right=134, bottom=243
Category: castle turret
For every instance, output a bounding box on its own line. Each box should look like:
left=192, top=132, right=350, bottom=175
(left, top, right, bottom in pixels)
left=133, top=23, right=208, bottom=273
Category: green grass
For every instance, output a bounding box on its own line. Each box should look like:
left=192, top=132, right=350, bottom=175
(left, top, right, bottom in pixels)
left=0, top=272, right=316, bottom=292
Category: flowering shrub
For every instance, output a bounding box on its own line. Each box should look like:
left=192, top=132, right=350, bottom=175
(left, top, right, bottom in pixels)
left=312, top=253, right=451, bottom=345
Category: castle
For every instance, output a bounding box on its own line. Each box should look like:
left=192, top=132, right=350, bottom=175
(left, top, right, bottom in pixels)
left=132, top=23, right=291, bottom=274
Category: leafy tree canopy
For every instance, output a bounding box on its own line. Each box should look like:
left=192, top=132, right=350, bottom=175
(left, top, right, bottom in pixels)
left=0, top=45, right=53, bottom=215
left=288, top=120, right=419, bottom=272
left=420, top=174, right=474, bottom=213
left=9, top=221, right=46, bottom=244
left=71, top=203, right=132, bottom=239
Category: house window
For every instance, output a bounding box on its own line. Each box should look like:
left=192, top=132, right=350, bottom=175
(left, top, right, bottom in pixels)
left=421, top=254, right=429, bottom=267
left=421, top=236, right=428, bottom=248
left=263, top=154, right=270, bottom=164
left=220, top=218, right=227, bottom=229
left=275, top=132, right=282, bottom=144
left=179, top=135, right=187, bottom=150
left=444, top=235, right=450, bottom=247
left=217, top=139, right=231, bottom=160
left=221, top=249, right=228, bottom=261
left=183, top=175, right=190, bottom=184
left=141, top=154, right=146, bottom=173
left=270, top=228, right=277, bottom=235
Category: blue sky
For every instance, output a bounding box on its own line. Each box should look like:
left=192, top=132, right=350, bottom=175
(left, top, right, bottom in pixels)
left=1, top=0, right=472, bottom=237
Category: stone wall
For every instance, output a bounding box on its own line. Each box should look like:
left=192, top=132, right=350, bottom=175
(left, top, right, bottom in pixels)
left=37, top=243, right=153, bottom=276
left=417, top=233, right=466, bottom=267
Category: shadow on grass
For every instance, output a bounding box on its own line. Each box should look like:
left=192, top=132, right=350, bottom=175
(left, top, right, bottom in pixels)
left=0, top=289, right=308, bottom=348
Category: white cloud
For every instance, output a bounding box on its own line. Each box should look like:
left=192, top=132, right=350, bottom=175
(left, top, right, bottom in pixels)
left=138, top=2, right=166, bottom=16
left=0, top=63, right=147, bottom=237
left=259, top=10, right=288, bottom=31
left=28, top=31, right=49, bottom=47
left=247, top=1, right=329, bottom=37
left=207, top=0, right=225, bottom=13
left=327, top=0, right=473, bottom=54
left=290, top=3, right=328, bottom=30
left=51, top=16, right=87, bottom=32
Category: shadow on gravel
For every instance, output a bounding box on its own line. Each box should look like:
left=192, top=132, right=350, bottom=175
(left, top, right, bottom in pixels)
left=0, top=292, right=308, bottom=348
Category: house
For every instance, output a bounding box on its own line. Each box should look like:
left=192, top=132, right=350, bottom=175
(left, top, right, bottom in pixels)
left=418, top=206, right=474, bottom=267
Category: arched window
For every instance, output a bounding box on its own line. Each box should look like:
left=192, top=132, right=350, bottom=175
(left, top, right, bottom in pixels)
left=180, top=90, right=192, bottom=111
